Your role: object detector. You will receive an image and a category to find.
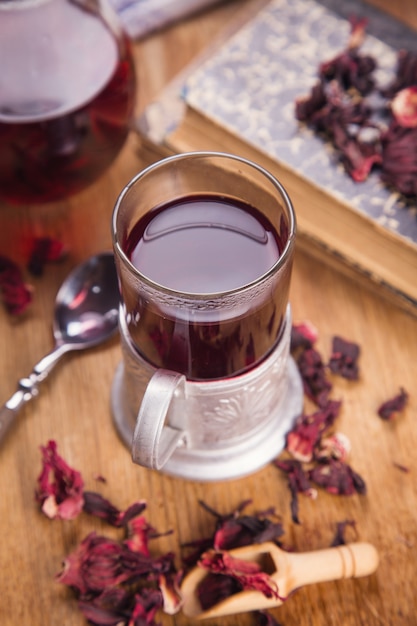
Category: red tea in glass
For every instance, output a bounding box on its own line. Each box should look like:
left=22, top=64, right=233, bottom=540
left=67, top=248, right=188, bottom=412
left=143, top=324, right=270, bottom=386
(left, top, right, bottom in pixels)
left=124, top=194, right=291, bottom=379
left=0, top=0, right=136, bottom=205
left=113, top=153, right=296, bottom=381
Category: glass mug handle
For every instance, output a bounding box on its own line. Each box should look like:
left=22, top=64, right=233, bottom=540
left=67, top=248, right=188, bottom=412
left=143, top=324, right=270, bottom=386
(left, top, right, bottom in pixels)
left=131, top=369, right=187, bottom=470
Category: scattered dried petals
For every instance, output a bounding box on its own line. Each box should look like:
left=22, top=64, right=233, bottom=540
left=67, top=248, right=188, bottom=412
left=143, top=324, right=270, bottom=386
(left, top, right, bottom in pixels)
left=83, top=491, right=147, bottom=528
left=328, top=336, right=360, bottom=380
left=0, top=254, right=33, bottom=315
left=197, top=549, right=282, bottom=608
left=286, top=401, right=342, bottom=462
left=316, top=432, right=351, bottom=463
left=377, top=387, right=409, bottom=420
left=182, top=501, right=285, bottom=570
left=158, top=571, right=183, bottom=615
left=274, top=459, right=317, bottom=524
left=197, top=572, right=242, bottom=611
left=393, top=461, right=410, bottom=473
left=35, top=440, right=84, bottom=520
left=309, top=459, right=367, bottom=496
left=381, top=123, right=417, bottom=197
left=27, top=236, right=67, bottom=276
left=295, top=24, right=417, bottom=200
left=291, top=321, right=319, bottom=352
left=330, top=519, right=358, bottom=546
left=296, top=348, right=333, bottom=406
left=391, top=86, right=417, bottom=128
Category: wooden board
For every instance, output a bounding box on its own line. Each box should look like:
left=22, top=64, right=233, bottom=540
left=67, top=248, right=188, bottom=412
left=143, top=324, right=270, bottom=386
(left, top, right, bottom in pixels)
left=0, top=2, right=416, bottom=625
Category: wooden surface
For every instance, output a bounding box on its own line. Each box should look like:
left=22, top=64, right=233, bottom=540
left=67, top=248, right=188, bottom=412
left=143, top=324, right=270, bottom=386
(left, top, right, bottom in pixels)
left=0, top=1, right=416, bottom=625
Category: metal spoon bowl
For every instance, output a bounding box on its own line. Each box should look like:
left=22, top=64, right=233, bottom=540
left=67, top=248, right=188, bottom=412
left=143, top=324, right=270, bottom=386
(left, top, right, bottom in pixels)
left=0, top=252, right=120, bottom=443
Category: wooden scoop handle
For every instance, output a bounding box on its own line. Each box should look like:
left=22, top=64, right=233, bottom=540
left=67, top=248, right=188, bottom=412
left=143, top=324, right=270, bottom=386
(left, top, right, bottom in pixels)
left=180, top=541, right=379, bottom=619
left=284, top=542, right=379, bottom=592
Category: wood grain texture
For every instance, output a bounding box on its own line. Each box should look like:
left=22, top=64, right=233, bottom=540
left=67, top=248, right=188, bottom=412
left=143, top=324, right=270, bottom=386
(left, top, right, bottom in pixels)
left=0, top=2, right=416, bottom=626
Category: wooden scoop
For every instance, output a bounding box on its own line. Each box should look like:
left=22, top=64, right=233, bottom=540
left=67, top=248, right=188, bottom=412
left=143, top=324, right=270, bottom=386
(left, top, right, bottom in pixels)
left=180, top=541, right=379, bottom=619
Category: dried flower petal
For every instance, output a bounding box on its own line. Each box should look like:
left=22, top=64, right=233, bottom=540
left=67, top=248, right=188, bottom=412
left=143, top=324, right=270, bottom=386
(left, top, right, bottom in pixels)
left=124, top=515, right=162, bottom=556
left=0, top=254, right=33, bottom=315
left=330, top=519, right=357, bottom=546
left=315, top=432, right=351, bottom=463
left=382, top=50, right=417, bottom=98
left=290, top=321, right=319, bottom=352
left=83, top=491, right=147, bottom=528
left=380, top=122, right=417, bottom=197
left=328, top=336, right=360, bottom=380
left=197, top=549, right=282, bottom=606
left=296, top=347, right=333, bottom=406
left=391, top=86, right=417, bottom=128
left=286, top=401, right=342, bottom=462
left=78, top=587, right=132, bottom=626
left=35, top=440, right=84, bottom=520
left=57, top=531, right=173, bottom=595
left=27, top=236, right=67, bottom=276
left=182, top=501, right=284, bottom=568
left=309, top=459, right=367, bottom=496
left=128, top=589, right=164, bottom=626
left=377, top=387, right=409, bottom=420
left=274, top=459, right=317, bottom=524
left=197, top=572, right=242, bottom=611
left=158, top=571, right=183, bottom=615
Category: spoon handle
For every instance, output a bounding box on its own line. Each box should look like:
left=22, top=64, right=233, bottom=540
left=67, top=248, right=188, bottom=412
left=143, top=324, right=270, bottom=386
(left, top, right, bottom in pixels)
left=0, top=376, right=39, bottom=442
left=0, top=343, right=69, bottom=443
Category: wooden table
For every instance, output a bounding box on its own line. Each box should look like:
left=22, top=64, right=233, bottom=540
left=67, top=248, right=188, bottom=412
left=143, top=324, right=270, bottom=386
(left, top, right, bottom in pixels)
left=1, top=1, right=416, bottom=625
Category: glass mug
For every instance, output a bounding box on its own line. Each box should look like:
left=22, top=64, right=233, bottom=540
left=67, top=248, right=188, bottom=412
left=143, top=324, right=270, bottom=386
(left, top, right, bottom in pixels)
left=0, top=0, right=136, bottom=205
left=111, top=152, right=303, bottom=480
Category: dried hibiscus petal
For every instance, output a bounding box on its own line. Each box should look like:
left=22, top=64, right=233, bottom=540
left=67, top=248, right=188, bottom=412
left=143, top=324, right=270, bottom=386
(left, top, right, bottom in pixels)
left=296, top=347, right=332, bottom=406
left=27, top=236, right=67, bottom=276
left=197, top=572, right=243, bottom=611
left=182, top=501, right=284, bottom=568
left=319, top=19, right=376, bottom=95
left=128, top=588, right=164, bottom=626
left=0, top=254, right=33, bottom=315
left=197, top=549, right=282, bottom=609
left=274, top=459, right=317, bottom=524
left=382, top=50, right=417, bottom=98
left=158, top=570, right=183, bottom=615
left=328, top=336, right=360, bottom=380
left=35, top=440, right=84, bottom=520
left=309, top=459, right=367, bottom=496
left=57, top=531, right=174, bottom=595
left=315, top=431, right=351, bottom=463
left=78, top=587, right=133, bottom=626
left=290, top=321, right=319, bottom=352
left=391, top=86, right=417, bottom=128
left=380, top=122, right=417, bottom=197
left=286, top=400, right=342, bottom=463
left=377, top=387, right=409, bottom=420
left=330, top=519, right=357, bottom=546
left=83, top=491, right=147, bottom=529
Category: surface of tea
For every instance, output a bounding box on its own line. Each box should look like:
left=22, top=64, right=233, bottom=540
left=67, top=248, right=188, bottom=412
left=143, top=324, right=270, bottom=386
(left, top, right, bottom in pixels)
left=123, top=194, right=291, bottom=379
left=127, top=195, right=280, bottom=293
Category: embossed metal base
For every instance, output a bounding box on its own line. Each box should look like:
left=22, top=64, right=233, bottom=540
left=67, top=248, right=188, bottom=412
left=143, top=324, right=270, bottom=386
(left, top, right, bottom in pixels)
left=111, top=306, right=304, bottom=481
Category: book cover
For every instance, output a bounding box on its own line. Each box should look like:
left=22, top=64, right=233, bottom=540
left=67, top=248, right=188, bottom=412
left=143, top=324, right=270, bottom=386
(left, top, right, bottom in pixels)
left=137, top=0, right=417, bottom=314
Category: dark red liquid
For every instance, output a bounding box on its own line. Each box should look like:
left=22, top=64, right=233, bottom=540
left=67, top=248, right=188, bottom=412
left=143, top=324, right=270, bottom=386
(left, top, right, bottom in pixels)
left=123, top=195, right=293, bottom=380
left=0, top=39, right=136, bottom=205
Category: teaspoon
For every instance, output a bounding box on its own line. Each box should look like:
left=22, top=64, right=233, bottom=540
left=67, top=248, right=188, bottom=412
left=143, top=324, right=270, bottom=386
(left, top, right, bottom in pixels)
left=0, top=252, right=120, bottom=443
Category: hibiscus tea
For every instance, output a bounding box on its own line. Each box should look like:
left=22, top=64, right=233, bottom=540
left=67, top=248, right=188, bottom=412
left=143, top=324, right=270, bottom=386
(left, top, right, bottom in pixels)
left=122, top=194, right=293, bottom=380
left=0, top=2, right=136, bottom=206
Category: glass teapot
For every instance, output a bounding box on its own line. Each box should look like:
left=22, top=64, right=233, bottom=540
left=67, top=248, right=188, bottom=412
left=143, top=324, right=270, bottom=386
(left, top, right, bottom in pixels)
left=0, top=0, right=136, bottom=205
